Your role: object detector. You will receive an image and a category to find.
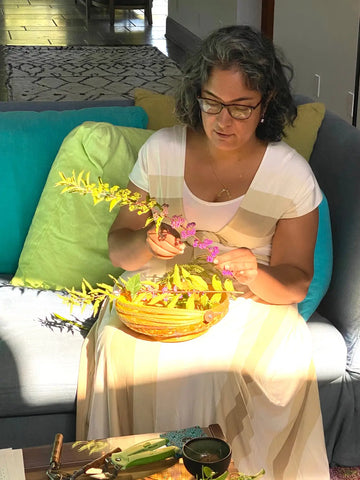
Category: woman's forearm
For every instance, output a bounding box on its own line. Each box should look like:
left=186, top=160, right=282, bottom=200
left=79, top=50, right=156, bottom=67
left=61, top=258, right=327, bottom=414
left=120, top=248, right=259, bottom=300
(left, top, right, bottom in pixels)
left=108, top=228, right=153, bottom=271
left=246, top=263, right=311, bottom=305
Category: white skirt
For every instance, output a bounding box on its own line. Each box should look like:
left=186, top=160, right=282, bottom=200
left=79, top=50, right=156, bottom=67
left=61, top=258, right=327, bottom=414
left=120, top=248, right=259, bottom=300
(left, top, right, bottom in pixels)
left=76, top=296, right=330, bottom=480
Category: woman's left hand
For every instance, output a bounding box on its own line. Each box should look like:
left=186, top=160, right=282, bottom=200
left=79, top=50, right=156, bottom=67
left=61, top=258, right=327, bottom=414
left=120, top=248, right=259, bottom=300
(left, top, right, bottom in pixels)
left=214, top=248, right=258, bottom=284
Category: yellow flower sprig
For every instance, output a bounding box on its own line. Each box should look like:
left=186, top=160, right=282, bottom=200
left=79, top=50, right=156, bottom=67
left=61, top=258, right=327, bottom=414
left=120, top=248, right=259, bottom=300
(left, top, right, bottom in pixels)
left=63, top=275, right=122, bottom=315
left=56, top=172, right=243, bottom=317
left=62, top=263, right=239, bottom=316
left=56, top=170, right=161, bottom=226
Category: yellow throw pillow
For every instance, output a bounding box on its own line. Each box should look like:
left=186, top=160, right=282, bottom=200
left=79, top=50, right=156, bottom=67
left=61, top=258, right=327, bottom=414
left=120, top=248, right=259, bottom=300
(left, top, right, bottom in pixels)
left=134, top=87, right=325, bottom=161
left=134, top=88, right=180, bottom=130
left=283, top=102, right=325, bottom=161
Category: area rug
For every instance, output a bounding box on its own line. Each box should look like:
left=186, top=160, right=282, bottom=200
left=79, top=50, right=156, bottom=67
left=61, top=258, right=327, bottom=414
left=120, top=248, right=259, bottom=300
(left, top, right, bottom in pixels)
left=0, top=45, right=182, bottom=102
left=330, top=466, right=360, bottom=479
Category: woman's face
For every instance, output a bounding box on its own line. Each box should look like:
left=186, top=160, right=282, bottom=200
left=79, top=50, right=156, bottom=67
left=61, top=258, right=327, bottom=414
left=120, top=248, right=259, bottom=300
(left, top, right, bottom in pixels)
left=200, top=67, right=263, bottom=152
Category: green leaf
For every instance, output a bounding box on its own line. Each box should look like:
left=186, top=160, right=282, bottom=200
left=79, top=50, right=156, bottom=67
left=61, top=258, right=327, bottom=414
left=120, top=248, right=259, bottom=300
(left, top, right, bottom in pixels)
left=148, top=293, right=168, bottom=305
left=82, top=278, right=93, bottom=291
left=124, top=274, right=142, bottom=297
left=211, top=274, right=223, bottom=291
left=109, top=198, right=120, bottom=211
left=186, top=295, right=195, bottom=309
left=155, top=215, right=163, bottom=232
left=77, top=170, right=85, bottom=186
left=166, top=294, right=182, bottom=308
left=188, top=274, right=208, bottom=291
left=173, top=264, right=183, bottom=289
left=96, top=282, right=114, bottom=290
left=144, top=217, right=154, bottom=228
left=132, top=292, right=152, bottom=304
left=142, top=280, right=159, bottom=289
left=180, top=266, right=191, bottom=278
left=200, top=294, right=209, bottom=308
left=117, top=293, right=130, bottom=303
left=214, top=472, right=229, bottom=480
left=224, top=278, right=235, bottom=292
left=202, top=466, right=215, bottom=479
left=235, top=470, right=265, bottom=480
left=209, top=292, right=222, bottom=306
left=93, top=299, right=101, bottom=315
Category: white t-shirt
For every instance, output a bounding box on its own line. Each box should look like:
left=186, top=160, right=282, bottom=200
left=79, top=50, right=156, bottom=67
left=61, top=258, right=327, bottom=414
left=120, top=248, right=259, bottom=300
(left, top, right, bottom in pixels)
left=129, top=125, right=322, bottom=264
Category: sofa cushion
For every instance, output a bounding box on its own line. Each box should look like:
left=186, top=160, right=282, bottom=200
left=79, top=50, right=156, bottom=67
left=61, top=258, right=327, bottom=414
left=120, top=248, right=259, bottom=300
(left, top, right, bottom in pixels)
left=308, top=108, right=360, bottom=374
left=0, top=284, right=94, bottom=417
left=283, top=102, right=326, bottom=160
left=133, top=88, right=325, bottom=161
left=134, top=88, right=180, bottom=130
left=307, top=311, right=347, bottom=383
left=298, top=194, right=333, bottom=321
left=0, top=413, right=76, bottom=449
left=11, top=123, right=154, bottom=291
left=0, top=106, right=148, bottom=276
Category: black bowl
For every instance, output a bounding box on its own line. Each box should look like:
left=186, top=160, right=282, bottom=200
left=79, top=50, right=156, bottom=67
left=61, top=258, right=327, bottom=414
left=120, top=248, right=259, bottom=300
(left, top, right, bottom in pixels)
left=182, top=437, right=232, bottom=478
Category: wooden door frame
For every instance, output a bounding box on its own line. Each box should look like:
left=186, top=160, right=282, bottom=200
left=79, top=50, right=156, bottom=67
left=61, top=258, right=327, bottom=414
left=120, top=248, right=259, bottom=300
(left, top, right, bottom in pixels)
left=261, top=0, right=275, bottom=39
left=353, top=18, right=359, bottom=127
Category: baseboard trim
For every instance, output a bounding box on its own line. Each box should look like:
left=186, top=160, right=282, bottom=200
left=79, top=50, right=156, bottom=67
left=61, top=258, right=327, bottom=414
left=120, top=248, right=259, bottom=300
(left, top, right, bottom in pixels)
left=165, top=17, right=201, bottom=54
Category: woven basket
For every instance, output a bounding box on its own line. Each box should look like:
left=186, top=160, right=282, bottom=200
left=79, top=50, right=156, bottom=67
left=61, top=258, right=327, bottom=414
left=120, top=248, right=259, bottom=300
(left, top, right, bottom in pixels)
left=115, top=293, right=229, bottom=342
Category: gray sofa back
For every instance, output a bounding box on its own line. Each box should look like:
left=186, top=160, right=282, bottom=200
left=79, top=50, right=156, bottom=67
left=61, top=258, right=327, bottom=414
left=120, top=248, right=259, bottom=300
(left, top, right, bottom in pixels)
left=308, top=106, right=360, bottom=374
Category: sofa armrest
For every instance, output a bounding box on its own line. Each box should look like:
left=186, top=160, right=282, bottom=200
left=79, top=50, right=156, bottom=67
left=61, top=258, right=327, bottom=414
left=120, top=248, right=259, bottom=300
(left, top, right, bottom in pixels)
left=304, top=100, right=360, bottom=374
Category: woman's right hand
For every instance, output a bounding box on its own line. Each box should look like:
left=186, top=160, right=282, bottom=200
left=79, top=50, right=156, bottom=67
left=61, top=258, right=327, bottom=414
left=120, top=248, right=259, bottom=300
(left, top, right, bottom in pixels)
left=146, top=224, right=185, bottom=259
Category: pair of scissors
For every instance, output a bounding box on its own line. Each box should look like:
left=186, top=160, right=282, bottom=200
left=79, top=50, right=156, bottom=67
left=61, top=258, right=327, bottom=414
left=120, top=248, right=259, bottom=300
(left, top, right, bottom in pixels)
left=47, top=434, right=179, bottom=480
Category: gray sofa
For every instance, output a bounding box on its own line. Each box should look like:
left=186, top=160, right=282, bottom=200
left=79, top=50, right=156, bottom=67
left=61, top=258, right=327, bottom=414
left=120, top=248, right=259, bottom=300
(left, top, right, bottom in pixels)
left=0, top=97, right=359, bottom=467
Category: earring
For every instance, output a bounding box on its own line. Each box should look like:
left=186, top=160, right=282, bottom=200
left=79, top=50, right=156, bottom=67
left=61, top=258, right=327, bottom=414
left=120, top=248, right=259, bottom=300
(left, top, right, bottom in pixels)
left=260, top=117, right=265, bottom=124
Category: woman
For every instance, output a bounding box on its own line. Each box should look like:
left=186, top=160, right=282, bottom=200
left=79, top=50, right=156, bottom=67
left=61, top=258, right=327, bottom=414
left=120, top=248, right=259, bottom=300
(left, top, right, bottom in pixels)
left=76, top=26, right=330, bottom=479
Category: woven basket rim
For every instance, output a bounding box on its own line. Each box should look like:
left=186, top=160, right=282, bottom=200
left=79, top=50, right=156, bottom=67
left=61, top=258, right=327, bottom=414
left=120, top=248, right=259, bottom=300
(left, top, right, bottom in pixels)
left=115, top=293, right=229, bottom=341
left=115, top=292, right=229, bottom=316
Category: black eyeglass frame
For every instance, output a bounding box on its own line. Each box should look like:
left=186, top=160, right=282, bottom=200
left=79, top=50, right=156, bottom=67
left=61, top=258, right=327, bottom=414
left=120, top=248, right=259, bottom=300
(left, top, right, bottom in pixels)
left=197, top=96, right=262, bottom=120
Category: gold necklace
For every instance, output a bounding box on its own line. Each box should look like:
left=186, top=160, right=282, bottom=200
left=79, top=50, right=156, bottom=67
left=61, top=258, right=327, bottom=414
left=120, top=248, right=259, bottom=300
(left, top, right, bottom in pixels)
left=209, top=159, right=231, bottom=201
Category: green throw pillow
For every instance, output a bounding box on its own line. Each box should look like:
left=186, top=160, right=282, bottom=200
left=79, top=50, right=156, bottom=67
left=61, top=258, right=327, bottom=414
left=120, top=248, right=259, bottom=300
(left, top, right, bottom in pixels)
left=0, top=106, right=148, bottom=274
left=11, top=122, right=154, bottom=291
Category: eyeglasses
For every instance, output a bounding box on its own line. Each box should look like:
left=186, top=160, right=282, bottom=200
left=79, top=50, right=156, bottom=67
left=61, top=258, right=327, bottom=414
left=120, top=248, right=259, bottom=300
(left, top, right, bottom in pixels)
left=197, top=97, right=262, bottom=120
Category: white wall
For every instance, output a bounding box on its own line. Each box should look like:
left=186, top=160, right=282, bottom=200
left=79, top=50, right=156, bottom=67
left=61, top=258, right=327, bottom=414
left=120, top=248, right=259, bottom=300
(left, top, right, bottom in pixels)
left=167, top=0, right=360, bottom=125
left=167, top=0, right=261, bottom=39
left=273, top=0, right=360, bottom=125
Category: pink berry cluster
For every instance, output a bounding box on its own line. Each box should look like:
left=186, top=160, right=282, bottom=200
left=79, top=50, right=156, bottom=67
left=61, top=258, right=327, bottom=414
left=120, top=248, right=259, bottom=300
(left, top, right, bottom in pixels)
left=170, top=215, right=220, bottom=263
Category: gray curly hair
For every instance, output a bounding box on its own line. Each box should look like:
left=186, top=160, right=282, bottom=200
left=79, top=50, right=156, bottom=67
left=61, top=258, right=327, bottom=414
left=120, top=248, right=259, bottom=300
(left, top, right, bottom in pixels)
left=175, top=25, right=297, bottom=142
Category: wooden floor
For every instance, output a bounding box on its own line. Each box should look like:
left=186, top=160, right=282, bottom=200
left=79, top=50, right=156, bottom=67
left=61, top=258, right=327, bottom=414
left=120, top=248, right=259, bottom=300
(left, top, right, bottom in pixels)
left=0, top=0, right=187, bottom=100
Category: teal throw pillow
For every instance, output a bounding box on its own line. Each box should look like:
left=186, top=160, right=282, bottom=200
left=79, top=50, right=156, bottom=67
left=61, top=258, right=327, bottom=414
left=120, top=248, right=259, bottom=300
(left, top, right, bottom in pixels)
left=298, top=194, right=333, bottom=320
left=0, top=106, right=148, bottom=275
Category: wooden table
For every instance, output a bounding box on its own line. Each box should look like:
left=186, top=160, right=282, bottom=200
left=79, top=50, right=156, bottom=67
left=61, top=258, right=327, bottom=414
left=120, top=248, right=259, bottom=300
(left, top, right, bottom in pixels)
left=23, top=424, right=233, bottom=480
